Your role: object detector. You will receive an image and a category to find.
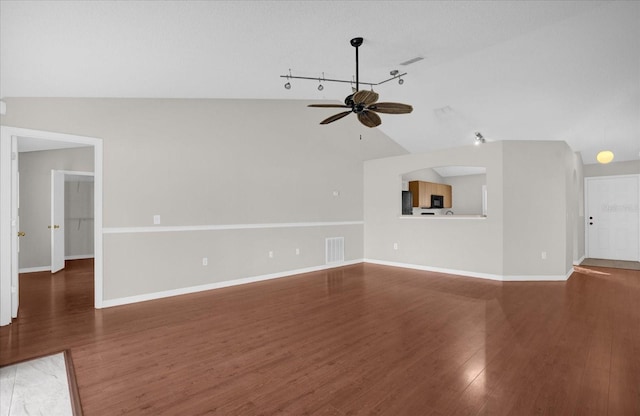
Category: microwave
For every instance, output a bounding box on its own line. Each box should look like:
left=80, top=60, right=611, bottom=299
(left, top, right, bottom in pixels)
left=431, top=194, right=444, bottom=209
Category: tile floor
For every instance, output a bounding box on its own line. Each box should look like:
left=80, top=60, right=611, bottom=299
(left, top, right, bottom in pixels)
left=0, top=352, right=72, bottom=416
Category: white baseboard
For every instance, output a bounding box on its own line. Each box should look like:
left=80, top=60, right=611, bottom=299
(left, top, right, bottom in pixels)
left=19, top=257, right=93, bottom=273
left=19, top=266, right=51, bottom=274
left=573, top=255, right=586, bottom=266
left=503, top=267, right=574, bottom=282
left=101, top=259, right=363, bottom=308
left=65, top=255, right=94, bottom=260
left=64, top=254, right=95, bottom=260
left=363, top=259, right=572, bottom=282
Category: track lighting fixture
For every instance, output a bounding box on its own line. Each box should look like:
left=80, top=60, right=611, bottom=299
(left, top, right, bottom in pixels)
left=280, top=68, right=408, bottom=89
left=474, top=132, right=485, bottom=145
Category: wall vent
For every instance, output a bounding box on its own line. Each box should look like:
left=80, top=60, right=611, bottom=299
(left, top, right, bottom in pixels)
left=325, top=237, right=345, bottom=264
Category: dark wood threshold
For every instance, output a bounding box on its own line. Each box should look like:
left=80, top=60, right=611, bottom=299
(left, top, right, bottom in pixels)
left=0, top=349, right=83, bottom=415
left=64, top=349, right=84, bottom=416
left=0, top=349, right=65, bottom=368
left=580, top=257, right=640, bottom=270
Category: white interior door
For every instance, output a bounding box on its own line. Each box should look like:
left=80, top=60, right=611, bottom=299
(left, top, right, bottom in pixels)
left=11, top=136, right=19, bottom=318
left=586, top=175, right=640, bottom=261
left=51, top=170, right=65, bottom=273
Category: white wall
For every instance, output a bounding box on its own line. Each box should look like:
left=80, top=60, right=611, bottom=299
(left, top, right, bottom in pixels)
left=501, top=141, right=572, bottom=276
left=573, top=152, right=585, bottom=263
left=443, top=174, right=486, bottom=215
left=364, top=140, right=579, bottom=280
left=1, top=98, right=406, bottom=303
left=364, top=142, right=505, bottom=277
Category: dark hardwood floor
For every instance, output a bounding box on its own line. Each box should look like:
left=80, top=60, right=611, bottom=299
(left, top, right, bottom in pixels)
left=1, top=260, right=639, bottom=415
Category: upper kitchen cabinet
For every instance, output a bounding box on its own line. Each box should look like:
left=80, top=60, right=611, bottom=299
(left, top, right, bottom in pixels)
left=408, top=180, right=452, bottom=208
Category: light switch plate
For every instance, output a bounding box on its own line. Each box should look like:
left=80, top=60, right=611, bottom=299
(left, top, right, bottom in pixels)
left=153, top=215, right=161, bottom=225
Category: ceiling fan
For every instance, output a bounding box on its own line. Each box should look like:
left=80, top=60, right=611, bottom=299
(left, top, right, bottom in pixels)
left=308, top=37, right=413, bottom=128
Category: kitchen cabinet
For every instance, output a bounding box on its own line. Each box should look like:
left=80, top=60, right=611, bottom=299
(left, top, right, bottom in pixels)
left=408, top=181, right=452, bottom=208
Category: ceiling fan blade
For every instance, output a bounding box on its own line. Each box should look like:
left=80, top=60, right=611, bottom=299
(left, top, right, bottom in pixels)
left=367, top=102, right=413, bottom=114
left=320, top=111, right=352, bottom=125
left=357, top=110, right=382, bottom=128
left=308, top=104, right=351, bottom=108
left=353, top=90, right=379, bottom=105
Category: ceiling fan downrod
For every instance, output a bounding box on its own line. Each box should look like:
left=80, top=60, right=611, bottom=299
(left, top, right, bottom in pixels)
left=350, top=37, right=363, bottom=92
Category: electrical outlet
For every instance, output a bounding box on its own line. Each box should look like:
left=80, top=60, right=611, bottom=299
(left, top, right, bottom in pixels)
left=541, top=251, right=547, bottom=260
left=153, top=215, right=161, bottom=225
left=295, top=248, right=300, bottom=255
left=202, top=257, right=208, bottom=266
left=393, top=242, right=398, bottom=250
left=269, top=251, right=274, bottom=258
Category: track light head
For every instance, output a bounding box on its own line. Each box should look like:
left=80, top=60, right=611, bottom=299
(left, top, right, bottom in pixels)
left=398, top=78, right=404, bottom=85
left=284, top=82, right=291, bottom=90
left=318, top=84, right=324, bottom=91
left=474, top=132, right=485, bottom=145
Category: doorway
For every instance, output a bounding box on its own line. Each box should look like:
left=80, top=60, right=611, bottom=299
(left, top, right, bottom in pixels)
left=585, top=174, right=640, bottom=261
left=51, top=171, right=95, bottom=273
left=0, top=127, right=103, bottom=326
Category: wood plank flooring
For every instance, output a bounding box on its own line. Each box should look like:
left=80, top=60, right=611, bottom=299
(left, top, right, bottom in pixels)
left=1, top=260, right=639, bottom=415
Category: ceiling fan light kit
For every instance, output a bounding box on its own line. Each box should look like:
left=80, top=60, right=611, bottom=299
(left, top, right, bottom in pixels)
left=294, top=37, right=413, bottom=128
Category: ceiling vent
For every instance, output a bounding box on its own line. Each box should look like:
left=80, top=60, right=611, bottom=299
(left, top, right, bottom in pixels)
left=400, top=57, right=424, bottom=66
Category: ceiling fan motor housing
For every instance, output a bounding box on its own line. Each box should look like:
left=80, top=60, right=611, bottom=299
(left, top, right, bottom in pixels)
left=344, top=94, right=355, bottom=107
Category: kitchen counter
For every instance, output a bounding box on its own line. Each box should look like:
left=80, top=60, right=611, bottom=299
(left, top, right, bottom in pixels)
left=399, top=214, right=486, bottom=219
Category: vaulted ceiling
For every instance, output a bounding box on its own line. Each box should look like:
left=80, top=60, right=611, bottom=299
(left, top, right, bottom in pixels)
left=1, top=1, right=638, bottom=163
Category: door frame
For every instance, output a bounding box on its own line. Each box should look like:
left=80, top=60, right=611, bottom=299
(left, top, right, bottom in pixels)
left=584, top=174, right=640, bottom=261
left=0, top=126, right=104, bottom=326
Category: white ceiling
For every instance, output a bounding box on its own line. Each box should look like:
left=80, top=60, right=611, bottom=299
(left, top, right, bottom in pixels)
left=1, top=1, right=638, bottom=163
